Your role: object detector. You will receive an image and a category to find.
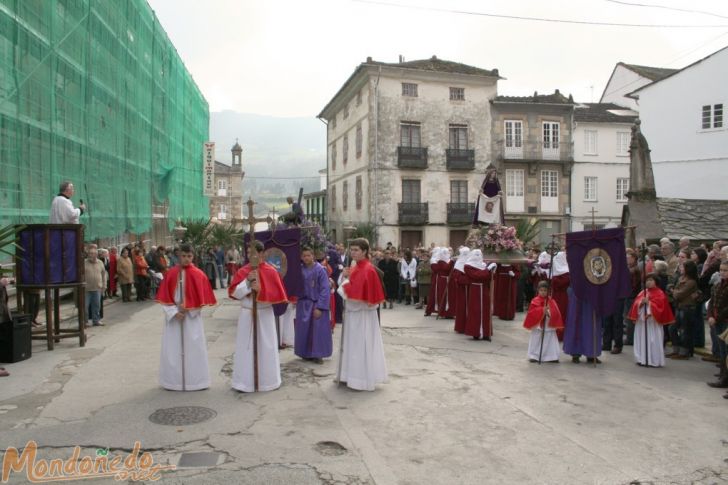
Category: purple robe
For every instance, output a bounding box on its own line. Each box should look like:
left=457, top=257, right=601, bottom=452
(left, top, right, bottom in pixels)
left=294, top=262, right=333, bottom=359
left=563, top=287, right=603, bottom=358
left=472, top=172, right=504, bottom=225
left=328, top=248, right=344, bottom=323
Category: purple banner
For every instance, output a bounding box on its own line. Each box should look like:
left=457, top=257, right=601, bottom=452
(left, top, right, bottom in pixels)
left=565, top=227, right=630, bottom=317
left=19, top=226, right=79, bottom=285
left=244, top=227, right=302, bottom=317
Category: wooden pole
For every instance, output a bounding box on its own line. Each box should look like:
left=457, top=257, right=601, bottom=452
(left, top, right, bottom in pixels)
left=244, top=197, right=273, bottom=392
left=538, top=236, right=556, bottom=364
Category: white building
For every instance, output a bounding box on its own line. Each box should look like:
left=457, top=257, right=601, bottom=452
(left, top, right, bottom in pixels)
left=303, top=168, right=327, bottom=227
left=628, top=45, right=728, bottom=200
left=600, top=63, right=677, bottom=110
left=318, top=56, right=501, bottom=249
left=571, top=103, right=637, bottom=231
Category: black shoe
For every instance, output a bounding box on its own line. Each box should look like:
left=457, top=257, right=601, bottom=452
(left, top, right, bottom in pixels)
left=571, top=356, right=580, bottom=364
left=707, top=378, right=728, bottom=388
left=586, top=357, right=602, bottom=364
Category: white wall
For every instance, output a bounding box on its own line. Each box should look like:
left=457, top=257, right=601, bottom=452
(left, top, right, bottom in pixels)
left=572, top=121, right=632, bottom=230
left=601, top=65, right=650, bottom=110
left=637, top=47, right=728, bottom=200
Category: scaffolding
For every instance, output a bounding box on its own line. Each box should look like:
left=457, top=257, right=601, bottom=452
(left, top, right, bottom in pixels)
left=0, top=0, right=210, bottom=241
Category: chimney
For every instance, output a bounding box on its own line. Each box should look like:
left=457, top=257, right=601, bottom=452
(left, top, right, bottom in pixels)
left=366, top=56, right=372, bottom=63
left=431, top=55, right=437, bottom=61
left=398, top=55, right=404, bottom=63
left=555, top=89, right=560, bottom=95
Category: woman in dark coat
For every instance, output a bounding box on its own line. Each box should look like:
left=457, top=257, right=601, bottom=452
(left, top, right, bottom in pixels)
left=378, top=249, right=399, bottom=309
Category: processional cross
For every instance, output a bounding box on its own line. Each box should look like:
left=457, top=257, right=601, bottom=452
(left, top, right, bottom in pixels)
left=244, top=197, right=273, bottom=392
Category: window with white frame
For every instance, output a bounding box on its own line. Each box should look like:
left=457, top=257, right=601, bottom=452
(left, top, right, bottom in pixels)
left=449, top=87, right=465, bottom=101
left=505, top=120, right=523, bottom=148
left=616, top=131, right=630, bottom=156
left=504, top=120, right=523, bottom=158
left=541, top=171, right=558, bottom=197
left=584, top=130, right=598, bottom=155
left=543, top=122, right=560, bottom=149
left=218, top=204, right=227, bottom=220
left=217, top=179, right=227, bottom=197
left=505, top=169, right=525, bottom=212
left=402, top=82, right=418, bottom=97
left=616, top=177, right=630, bottom=201
left=584, top=176, right=598, bottom=201
left=702, top=104, right=723, bottom=129
left=541, top=170, right=559, bottom=213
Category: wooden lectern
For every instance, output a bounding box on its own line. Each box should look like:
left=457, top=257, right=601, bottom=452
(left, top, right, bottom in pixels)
left=15, top=224, right=86, bottom=350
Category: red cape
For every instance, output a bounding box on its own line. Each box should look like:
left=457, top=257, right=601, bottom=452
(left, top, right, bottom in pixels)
left=344, top=258, right=385, bottom=305
left=523, top=295, right=564, bottom=330
left=228, top=262, right=288, bottom=304
left=156, top=264, right=217, bottom=309
left=628, top=287, right=675, bottom=325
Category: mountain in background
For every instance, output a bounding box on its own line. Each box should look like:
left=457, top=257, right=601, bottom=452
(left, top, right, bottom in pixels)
left=209, top=111, right=327, bottom=212
left=210, top=110, right=326, bottom=174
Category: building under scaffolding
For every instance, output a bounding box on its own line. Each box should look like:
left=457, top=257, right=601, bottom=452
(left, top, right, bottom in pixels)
left=0, top=0, right=209, bottom=246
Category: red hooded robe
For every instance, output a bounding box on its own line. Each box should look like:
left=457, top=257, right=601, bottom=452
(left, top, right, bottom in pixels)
left=628, top=287, right=675, bottom=325
left=523, top=295, right=564, bottom=330
left=156, top=264, right=217, bottom=309
left=228, top=262, right=288, bottom=304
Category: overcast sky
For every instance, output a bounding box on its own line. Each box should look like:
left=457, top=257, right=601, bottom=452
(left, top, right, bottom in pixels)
left=147, top=0, right=728, bottom=117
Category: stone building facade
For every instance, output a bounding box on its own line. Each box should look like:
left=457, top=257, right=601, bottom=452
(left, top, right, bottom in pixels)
left=318, top=56, right=501, bottom=249
left=208, top=142, right=244, bottom=223
left=490, top=91, right=575, bottom=246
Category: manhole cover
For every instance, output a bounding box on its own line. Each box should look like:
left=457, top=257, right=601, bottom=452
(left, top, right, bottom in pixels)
left=314, top=441, right=348, bottom=456
left=149, top=406, right=217, bottom=426
left=177, top=452, right=223, bottom=468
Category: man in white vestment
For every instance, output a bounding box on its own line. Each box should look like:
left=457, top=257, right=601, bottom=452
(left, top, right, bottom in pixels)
left=49, top=180, right=86, bottom=224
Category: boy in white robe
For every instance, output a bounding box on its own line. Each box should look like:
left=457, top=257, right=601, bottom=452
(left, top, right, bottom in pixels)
left=156, top=244, right=217, bottom=391
left=228, top=241, right=288, bottom=392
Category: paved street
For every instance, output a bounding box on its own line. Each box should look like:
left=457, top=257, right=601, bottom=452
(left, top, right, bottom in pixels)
left=1, top=291, right=726, bottom=484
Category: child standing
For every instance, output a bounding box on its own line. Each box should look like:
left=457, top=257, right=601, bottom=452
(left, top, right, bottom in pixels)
left=524, top=281, right=564, bottom=363
left=628, top=274, right=675, bottom=367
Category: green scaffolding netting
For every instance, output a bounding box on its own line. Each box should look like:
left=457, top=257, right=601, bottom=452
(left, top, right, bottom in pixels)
left=0, top=0, right=209, bottom=240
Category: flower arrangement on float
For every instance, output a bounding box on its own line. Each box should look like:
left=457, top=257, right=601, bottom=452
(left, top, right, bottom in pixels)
left=466, top=224, right=528, bottom=263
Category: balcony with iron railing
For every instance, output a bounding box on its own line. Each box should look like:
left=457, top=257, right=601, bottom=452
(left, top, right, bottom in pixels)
left=398, top=202, right=428, bottom=225
left=397, top=146, right=428, bottom=169
left=497, top=139, right=573, bottom=162
left=446, top=202, right=475, bottom=224
left=445, top=148, right=475, bottom=170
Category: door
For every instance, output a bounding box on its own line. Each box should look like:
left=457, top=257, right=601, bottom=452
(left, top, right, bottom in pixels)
left=400, top=230, right=423, bottom=251
left=449, top=230, right=468, bottom=249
